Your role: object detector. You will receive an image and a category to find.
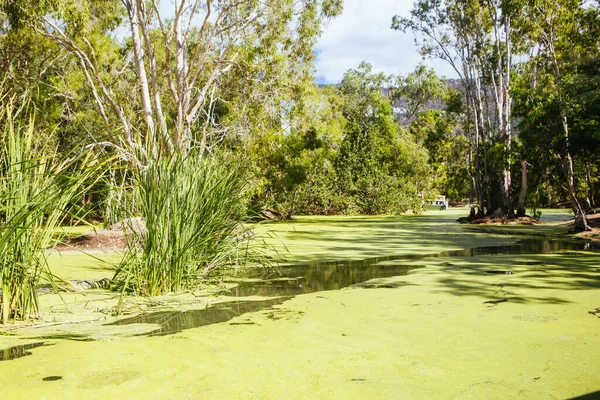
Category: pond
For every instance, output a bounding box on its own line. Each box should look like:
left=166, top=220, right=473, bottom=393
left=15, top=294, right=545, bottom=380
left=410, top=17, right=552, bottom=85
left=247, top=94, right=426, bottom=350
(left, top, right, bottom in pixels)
left=103, top=238, right=598, bottom=337
left=1, top=211, right=599, bottom=399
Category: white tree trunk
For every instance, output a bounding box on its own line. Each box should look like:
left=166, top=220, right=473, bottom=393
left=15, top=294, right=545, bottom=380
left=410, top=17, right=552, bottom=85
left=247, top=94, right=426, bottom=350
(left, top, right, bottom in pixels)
left=125, top=0, right=156, bottom=147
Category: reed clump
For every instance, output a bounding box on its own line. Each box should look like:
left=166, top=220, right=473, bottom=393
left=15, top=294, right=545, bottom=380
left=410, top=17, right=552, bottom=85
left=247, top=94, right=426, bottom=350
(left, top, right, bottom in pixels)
left=114, top=152, right=258, bottom=296
left=0, top=98, right=101, bottom=324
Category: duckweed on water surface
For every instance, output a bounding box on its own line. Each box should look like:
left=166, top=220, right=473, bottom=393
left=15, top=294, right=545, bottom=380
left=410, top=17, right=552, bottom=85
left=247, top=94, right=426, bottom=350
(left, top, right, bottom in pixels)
left=1, top=210, right=599, bottom=399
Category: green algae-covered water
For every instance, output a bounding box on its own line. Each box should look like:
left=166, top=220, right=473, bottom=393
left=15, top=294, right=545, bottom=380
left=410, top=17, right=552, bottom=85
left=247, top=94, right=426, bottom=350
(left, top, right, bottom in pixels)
left=1, top=210, right=599, bottom=399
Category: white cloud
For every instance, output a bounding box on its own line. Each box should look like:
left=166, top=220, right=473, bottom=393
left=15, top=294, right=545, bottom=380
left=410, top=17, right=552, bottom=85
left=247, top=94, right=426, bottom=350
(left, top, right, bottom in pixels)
left=314, top=0, right=458, bottom=83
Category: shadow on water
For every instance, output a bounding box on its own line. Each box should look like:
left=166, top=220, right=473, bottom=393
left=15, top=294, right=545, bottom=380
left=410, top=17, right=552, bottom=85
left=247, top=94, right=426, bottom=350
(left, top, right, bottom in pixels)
left=107, top=239, right=598, bottom=336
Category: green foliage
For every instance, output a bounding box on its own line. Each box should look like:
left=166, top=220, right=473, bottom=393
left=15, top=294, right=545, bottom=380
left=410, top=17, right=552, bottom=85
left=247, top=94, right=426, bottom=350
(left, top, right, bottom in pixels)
left=393, top=64, right=446, bottom=122
left=0, top=95, right=103, bottom=323
left=333, top=63, right=430, bottom=214
left=0, top=7, right=123, bottom=157
left=113, top=153, right=258, bottom=297
left=2, top=0, right=122, bottom=33
left=512, top=3, right=600, bottom=209
left=240, top=63, right=434, bottom=216
left=409, top=110, right=470, bottom=202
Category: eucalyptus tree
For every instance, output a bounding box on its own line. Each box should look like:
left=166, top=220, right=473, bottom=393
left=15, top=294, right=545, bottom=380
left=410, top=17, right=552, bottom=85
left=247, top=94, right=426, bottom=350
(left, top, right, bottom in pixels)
left=483, top=0, right=519, bottom=215
left=0, top=17, right=121, bottom=158
left=514, top=0, right=600, bottom=230
left=392, top=65, right=470, bottom=202
left=2, top=0, right=345, bottom=295
left=565, top=58, right=600, bottom=210
left=394, top=0, right=530, bottom=216
left=393, top=64, right=446, bottom=124
left=3, top=0, right=343, bottom=162
left=393, top=0, right=489, bottom=214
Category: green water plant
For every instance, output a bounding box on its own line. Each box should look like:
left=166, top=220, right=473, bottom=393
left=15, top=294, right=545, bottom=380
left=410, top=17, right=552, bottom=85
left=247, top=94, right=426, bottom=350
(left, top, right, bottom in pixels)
left=0, top=97, right=104, bottom=324
left=113, top=152, right=259, bottom=297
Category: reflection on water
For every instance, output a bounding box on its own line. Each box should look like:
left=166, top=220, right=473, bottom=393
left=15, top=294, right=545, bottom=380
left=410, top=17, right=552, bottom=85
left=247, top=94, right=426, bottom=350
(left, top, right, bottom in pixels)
left=0, top=342, right=48, bottom=362
left=2, top=238, right=596, bottom=359
left=109, top=239, right=597, bottom=336
left=107, top=260, right=425, bottom=336
left=108, top=298, right=289, bottom=336
left=227, top=263, right=423, bottom=297
left=228, top=239, right=597, bottom=296
left=439, top=239, right=597, bottom=256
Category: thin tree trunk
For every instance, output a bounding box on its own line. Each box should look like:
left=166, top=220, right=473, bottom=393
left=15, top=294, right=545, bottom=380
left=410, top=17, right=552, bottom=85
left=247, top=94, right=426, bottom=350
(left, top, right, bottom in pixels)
left=502, top=15, right=513, bottom=216
left=548, top=40, right=590, bottom=231
left=517, top=159, right=527, bottom=217
left=136, top=0, right=171, bottom=153
left=586, top=162, right=596, bottom=208
left=546, top=175, right=552, bottom=207
left=466, top=91, right=477, bottom=207
left=175, top=0, right=190, bottom=153
left=483, top=135, right=492, bottom=214
left=564, top=148, right=589, bottom=231
left=125, top=0, right=156, bottom=147
left=473, top=71, right=486, bottom=216
left=467, top=111, right=475, bottom=206
left=489, top=7, right=513, bottom=216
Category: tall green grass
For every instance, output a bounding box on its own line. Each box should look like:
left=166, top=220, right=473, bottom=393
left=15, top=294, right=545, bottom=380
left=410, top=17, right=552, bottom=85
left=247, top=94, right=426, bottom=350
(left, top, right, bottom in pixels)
left=0, top=98, right=103, bottom=324
left=114, top=152, right=260, bottom=296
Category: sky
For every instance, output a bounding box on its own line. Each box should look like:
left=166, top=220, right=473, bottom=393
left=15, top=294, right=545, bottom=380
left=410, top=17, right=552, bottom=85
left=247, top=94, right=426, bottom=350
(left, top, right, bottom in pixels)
left=313, top=0, right=457, bottom=84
